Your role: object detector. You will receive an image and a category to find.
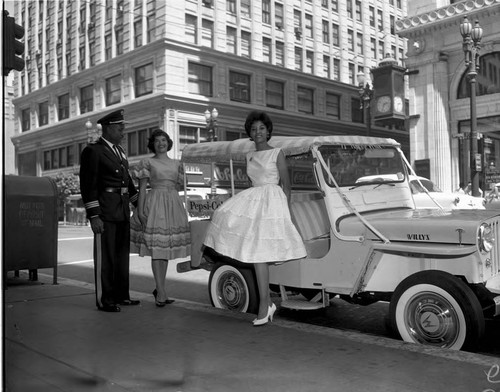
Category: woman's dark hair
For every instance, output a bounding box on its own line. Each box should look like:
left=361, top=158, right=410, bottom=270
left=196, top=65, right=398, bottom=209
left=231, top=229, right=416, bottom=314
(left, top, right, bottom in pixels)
left=147, top=129, right=173, bottom=152
left=244, top=111, right=273, bottom=140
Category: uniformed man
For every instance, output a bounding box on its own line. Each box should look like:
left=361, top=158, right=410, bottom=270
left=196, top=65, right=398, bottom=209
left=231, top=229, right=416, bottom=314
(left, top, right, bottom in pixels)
left=80, top=109, right=140, bottom=312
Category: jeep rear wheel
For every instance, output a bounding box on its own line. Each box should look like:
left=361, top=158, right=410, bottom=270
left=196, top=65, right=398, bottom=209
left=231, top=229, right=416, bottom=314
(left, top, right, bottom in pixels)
left=208, top=263, right=259, bottom=314
left=389, top=271, right=485, bottom=350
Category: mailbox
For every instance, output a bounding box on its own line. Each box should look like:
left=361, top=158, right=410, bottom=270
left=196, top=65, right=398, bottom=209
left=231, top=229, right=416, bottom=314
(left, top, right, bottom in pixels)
left=4, top=175, right=58, bottom=283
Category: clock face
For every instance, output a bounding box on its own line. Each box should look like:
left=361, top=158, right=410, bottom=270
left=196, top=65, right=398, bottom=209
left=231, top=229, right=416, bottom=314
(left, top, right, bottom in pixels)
left=376, top=96, right=391, bottom=113
left=394, top=96, right=404, bottom=113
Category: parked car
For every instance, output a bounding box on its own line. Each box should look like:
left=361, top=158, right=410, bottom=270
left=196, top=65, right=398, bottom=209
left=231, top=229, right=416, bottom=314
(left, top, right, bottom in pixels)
left=178, top=136, right=500, bottom=351
left=409, top=176, right=485, bottom=210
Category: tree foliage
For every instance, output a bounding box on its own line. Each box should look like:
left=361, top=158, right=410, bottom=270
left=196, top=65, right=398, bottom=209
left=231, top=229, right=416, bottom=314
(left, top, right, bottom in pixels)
left=53, top=172, right=80, bottom=204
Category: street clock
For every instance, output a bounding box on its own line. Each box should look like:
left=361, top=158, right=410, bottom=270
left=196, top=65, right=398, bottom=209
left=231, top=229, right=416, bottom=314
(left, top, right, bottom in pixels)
left=372, top=55, right=406, bottom=121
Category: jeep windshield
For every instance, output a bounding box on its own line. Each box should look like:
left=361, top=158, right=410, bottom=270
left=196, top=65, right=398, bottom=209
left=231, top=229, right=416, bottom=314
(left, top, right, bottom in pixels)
left=318, top=145, right=406, bottom=188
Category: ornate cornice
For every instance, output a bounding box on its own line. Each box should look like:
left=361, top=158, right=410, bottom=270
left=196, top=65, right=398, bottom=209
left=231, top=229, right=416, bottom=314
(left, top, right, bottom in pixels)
left=395, top=0, right=500, bottom=37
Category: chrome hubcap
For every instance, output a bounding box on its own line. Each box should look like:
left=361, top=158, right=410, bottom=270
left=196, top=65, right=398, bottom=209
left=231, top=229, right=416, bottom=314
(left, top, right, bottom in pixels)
left=404, top=292, right=460, bottom=348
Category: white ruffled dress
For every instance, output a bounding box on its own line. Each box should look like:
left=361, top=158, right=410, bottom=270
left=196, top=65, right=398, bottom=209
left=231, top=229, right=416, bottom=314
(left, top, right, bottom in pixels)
left=203, top=148, right=306, bottom=263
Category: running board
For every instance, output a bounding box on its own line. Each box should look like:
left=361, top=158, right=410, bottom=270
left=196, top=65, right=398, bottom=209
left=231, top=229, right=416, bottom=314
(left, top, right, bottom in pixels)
left=279, top=285, right=329, bottom=310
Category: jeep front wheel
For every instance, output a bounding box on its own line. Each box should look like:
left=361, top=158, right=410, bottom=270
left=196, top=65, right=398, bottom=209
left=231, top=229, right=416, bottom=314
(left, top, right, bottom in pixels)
left=208, top=263, right=258, bottom=314
left=389, top=271, right=485, bottom=350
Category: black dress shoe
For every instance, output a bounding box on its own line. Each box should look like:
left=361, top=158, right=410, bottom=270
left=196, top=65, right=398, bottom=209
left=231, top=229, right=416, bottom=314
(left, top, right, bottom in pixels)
left=99, top=305, right=121, bottom=313
left=118, top=299, right=140, bottom=306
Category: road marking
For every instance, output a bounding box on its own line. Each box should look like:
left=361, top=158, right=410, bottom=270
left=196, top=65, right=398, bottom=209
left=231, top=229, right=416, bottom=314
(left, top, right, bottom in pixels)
left=33, top=271, right=499, bottom=368
left=60, top=260, right=93, bottom=265
left=58, top=237, right=94, bottom=241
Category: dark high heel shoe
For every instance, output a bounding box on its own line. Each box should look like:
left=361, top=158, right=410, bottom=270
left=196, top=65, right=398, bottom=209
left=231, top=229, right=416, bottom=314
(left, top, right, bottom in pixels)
left=153, top=289, right=174, bottom=306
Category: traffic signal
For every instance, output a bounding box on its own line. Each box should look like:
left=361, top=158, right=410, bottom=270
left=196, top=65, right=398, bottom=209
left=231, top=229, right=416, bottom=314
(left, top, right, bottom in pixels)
left=3, top=10, right=25, bottom=76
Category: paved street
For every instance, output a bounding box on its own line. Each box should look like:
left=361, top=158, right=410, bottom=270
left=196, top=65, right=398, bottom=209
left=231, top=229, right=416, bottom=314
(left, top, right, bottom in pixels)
left=5, top=269, right=499, bottom=392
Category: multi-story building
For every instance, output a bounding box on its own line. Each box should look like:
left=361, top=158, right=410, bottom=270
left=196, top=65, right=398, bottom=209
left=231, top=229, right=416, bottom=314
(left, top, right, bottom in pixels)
left=396, top=0, right=500, bottom=193
left=9, top=0, right=408, bottom=178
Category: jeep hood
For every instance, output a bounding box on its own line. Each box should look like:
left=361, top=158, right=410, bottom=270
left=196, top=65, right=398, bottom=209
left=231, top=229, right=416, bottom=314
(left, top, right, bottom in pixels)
left=338, top=208, right=500, bottom=244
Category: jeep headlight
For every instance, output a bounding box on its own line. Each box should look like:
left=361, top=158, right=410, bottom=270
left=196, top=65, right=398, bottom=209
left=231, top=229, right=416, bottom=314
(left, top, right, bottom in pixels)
left=478, top=223, right=494, bottom=253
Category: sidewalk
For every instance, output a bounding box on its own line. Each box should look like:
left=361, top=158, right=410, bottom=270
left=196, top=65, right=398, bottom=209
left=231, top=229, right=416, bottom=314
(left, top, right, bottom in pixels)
left=4, top=272, right=498, bottom=392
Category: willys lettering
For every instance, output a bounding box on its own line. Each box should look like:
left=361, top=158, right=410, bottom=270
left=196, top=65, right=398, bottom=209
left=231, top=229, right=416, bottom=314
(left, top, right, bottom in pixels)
left=407, top=234, right=430, bottom=241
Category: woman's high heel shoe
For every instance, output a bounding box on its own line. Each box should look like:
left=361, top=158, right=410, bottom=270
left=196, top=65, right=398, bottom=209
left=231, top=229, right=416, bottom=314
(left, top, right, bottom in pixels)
left=153, top=289, right=174, bottom=307
left=253, top=303, right=277, bottom=326
left=268, top=303, right=277, bottom=322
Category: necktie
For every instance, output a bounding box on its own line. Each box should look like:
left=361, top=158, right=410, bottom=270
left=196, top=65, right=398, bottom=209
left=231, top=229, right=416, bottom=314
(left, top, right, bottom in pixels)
left=113, top=145, right=123, bottom=163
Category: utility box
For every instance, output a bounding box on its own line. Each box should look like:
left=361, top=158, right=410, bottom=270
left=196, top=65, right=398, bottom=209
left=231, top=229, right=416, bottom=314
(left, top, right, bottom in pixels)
left=4, top=175, right=58, bottom=283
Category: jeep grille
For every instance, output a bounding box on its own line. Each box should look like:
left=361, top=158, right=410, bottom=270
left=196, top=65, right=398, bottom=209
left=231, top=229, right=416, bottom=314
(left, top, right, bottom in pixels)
left=489, top=219, right=500, bottom=276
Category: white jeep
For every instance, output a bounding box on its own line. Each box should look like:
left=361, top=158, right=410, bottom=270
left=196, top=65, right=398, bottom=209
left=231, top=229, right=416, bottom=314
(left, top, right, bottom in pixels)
left=179, top=135, right=500, bottom=351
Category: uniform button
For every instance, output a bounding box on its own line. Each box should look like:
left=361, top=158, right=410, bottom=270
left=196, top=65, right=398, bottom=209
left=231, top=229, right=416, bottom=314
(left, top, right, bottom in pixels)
left=115, top=169, right=119, bottom=173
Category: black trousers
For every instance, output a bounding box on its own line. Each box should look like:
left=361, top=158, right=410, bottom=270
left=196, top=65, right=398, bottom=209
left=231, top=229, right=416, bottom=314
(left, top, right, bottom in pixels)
left=93, top=220, right=131, bottom=308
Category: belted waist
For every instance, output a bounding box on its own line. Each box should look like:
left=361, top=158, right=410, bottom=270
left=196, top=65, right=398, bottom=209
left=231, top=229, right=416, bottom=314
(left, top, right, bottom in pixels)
left=104, top=187, right=129, bottom=195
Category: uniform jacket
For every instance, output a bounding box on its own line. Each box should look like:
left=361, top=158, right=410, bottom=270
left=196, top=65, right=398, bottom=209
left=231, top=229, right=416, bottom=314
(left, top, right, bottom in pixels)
left=80, top=138, right=138, bottom=221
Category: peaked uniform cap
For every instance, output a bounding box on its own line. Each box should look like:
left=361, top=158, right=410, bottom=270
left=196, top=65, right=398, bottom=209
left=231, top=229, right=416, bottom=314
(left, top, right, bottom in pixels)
left=97, top=109, right=129, bottom=125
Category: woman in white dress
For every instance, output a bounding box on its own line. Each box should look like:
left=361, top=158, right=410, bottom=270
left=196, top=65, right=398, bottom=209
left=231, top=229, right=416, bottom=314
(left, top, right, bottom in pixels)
left=204, top=111, right=306, bottom=326
left=130, top=130, right=191, bottom=307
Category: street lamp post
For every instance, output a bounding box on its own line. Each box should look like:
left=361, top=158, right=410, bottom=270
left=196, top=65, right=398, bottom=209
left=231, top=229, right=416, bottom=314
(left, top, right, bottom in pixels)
left=460, top=16, right=483, bottom=197
left=357, top=72, right=374, bottom=136
left=204, top=108, right=218, bottom=142
left=204, top=108, right=219, bottom=197
left=85, top=119, right=102, bottom=144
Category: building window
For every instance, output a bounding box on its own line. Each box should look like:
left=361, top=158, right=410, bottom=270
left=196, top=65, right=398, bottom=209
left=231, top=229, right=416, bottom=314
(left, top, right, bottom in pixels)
left=346, top=0, right=353, bottom=19
left=305, top=14, right=313, bottom=39
left=262, top=0, right=271, bottom=24
left=322, top=20, right=329, bottom=44
left=229, top=71, right=251, bottom=103
left=106, top=3, right=113, bottom=20
left=80, top=85, right=93, bottom=114
left=135, top=20, right=143, bottom=48
left=331, top=0, right=338, bottom=12
left=241, top=0, right=251, bottom=18
left=226, top=26, right=236, bottom=54
left=332, top=23, right=339, bottom=47
left=22, top=108, right=30, bottom=132
left=377, top=9, right=384, bottom=32
left=135, top=63, right=153, bottom=97
left=356, top=33, right=363, bottom=55
left=370, top=38, right=376, bottom=58
left=147, top=14, right=156, bottom=43
left=58, top=93, right=69, bottom=120
left=188, top=62, right=213, bottom=96
left=227, top=0, right=236, bottom=14
left=378, top=40, right=385, bottom=59
left=355, top=1, right=362, bottom=21
left=390, top=15, right=395, bottom=35
left=266, top=79, right=284, bottom=109
left=66, top=53, right=71, bottom=76
left=347, top=30, right=354, bottom=52
left=241, top=31, right=251, bottom=58
left=348, top=63, right=355, bottom=85
left=89, top=42, right=96, bottom=66
left=305, top=51, right=314, bottom=74
left=39, top=101, right=49, bottom=126
left=351, top=98, right=363, bottom=123
left=79, top=46, right=86, bottom=70
left=276, top=41, right=284, bottom=67
left=333, top=58, right=340, bottom=81
left=116, top=28, right=124, bottom=55
left=275, top=3, right=283, bottom=29
left=179, top=125, right=207, bottom=147
left=105, top=34, right=112, bottom=60
left=295, top=47, right=302, bottom=71
left=323, top=55, right=330, bottom=78
left=326, top=93, right=340, bottom=119
left=106, top=74, right=121, bottom=106
left=369, top=6, right=375, bottom=27
left=201, top=19, right=213, bottom=48
left=128, top=128, right=153, bottom=157
left=185, top=14, right=197, bottom=45
left=297, top=86, right=314, bottom=114
left=263, top=37, right=272, bottom=63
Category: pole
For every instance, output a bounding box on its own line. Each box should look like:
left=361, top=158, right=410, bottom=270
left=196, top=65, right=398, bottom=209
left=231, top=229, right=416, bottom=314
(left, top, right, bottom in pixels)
left=469, top=68, right=479, bottom=197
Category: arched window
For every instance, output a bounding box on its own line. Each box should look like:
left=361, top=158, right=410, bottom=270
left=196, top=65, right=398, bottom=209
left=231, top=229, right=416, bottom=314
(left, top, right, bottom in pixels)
left=457, top=52, right=500, bottom=99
